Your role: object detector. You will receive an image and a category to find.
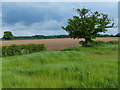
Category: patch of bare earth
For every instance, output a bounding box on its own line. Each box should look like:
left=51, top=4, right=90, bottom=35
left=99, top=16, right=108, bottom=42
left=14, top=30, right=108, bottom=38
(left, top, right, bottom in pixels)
left=0, top=37, right=118, bottom=50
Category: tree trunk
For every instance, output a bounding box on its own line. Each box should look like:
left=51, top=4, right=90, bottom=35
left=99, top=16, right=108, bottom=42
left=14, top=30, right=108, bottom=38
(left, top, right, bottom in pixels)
left=85, top=38, right=91, bottom=47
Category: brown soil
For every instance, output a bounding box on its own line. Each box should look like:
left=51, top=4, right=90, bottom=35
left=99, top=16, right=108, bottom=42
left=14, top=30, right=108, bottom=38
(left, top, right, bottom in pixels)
left=0, top=37, right=118, bottom=50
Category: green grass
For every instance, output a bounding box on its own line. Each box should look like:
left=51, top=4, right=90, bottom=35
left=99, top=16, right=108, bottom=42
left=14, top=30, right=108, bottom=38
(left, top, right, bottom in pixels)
left=0, top=58, right=2, bottom=89
left=0, top=46, right=2, bottom=89
left=2, top=44, right=118, bottom=88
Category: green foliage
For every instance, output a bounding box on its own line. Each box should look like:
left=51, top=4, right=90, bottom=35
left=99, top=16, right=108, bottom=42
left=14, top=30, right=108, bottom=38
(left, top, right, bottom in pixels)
left=96, top=40, right=106, bottom=45
left=79, top=40, right=106, bottom=47
left=2, top=45, right=118, bottom=88
left=106, top=41, right=119, bottom=45
left=79, top=40, right=118, bottom=47
left=2, top=44, right=46, bottom=57
left=79, top=40, right=96, bottom=47
left=62, top=8, right=114, bottom=47
left=7, top=35, right=70, bottom=40
left=115, top=33, right=120, bottom=37
left=96, top=34, right=115, bottom=37
left=3, top=31, right=14, bottom=40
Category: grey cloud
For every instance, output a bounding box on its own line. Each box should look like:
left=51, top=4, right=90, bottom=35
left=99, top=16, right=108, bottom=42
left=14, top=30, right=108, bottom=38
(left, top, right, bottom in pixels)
left=2, top=2, right=118, bottom=36
left=2, top=2, right=75, bottom=26
left=2, top=19, right=68, bottom=36
left=3, top=2, right=117, bottom=26
left=0, top=2, right=2, bottom=38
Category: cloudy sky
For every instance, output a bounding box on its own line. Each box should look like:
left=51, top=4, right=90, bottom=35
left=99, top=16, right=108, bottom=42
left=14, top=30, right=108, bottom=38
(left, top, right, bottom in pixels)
left=1, top=2, right=118, bottom=37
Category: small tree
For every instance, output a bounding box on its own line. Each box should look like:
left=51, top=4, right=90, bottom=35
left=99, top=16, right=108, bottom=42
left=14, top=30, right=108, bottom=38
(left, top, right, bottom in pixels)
left=3, top=31, right=14, bottom=40
left=62, top=8, right=114, bottom=47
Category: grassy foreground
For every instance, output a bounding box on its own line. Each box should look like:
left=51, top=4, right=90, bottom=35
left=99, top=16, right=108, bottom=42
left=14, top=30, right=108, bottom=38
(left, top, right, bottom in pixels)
left=2, top=45, right=118, bottom=88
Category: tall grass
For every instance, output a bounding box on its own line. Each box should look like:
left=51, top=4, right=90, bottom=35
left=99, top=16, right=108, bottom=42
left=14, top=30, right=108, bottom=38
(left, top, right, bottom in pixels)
left=0, top=57, right=2, bottom=89
left=2, top=45, right=118, bottom=88
left=0, top=46, right=2, bottom=89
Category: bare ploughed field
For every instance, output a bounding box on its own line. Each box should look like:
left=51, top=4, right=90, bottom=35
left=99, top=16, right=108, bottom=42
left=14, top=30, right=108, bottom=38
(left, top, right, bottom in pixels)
left=0, top=37, right=118, bottom=50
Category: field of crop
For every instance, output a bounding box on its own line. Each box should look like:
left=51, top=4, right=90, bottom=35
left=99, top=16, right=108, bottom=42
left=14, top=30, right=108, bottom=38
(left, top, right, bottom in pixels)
left=2, top=44, right=118, bottom=88
left=0, top=37, right=118, bottom=50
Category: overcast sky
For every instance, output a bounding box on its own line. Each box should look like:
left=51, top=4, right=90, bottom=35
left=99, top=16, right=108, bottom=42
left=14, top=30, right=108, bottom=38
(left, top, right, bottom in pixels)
left=1, top=2, right=118, bottom=37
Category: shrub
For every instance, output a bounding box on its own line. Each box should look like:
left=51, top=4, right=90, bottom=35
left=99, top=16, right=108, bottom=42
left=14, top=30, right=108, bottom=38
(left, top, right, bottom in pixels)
left=79, top=40, right=106, bottom=47
left=96, top=40, right=106, bottom=45
left=106, top=41, right=118, bottom=45
left=79, top=41, right=85, bottom=46
left=2, top=44, right=46, bottom=57
left=79, top=40, right=97, bottom=47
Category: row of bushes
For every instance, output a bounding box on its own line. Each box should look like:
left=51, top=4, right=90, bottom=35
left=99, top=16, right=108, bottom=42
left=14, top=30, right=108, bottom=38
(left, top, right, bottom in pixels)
left=79, top=40, right=119, bottom=47
left=2, top=44, right=46, bottom=57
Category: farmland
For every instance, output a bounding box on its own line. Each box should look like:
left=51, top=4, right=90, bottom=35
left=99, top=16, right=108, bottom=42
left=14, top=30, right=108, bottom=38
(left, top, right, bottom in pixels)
left=1, top=37, right=118, bottom=88
left=1, top=2, right=118, bottom=88
left=0, top=37, right=118, bottom=50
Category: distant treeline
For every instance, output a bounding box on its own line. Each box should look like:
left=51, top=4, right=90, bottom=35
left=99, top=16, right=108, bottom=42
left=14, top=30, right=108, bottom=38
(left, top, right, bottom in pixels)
left=1, top=33, right=120, bottom=40
left=10, top=35, right=70, bottom=40
left=97, top=33, right=120, bottom=37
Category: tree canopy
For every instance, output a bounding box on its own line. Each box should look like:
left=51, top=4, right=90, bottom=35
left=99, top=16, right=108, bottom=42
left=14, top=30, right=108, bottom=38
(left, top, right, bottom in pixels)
left=62, top=8, right=114, bottom=47
left=3, top=31, right=14, bottom=40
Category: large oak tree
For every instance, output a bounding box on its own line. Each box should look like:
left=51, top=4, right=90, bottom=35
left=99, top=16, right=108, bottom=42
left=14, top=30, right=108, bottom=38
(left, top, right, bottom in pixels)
left=62, top=8, right=114, bottom=47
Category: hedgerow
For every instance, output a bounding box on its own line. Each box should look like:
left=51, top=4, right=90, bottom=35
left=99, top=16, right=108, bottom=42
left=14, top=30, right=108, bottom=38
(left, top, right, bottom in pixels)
left=79, top=40, right=118, bottom=47
left=2, top=44, right=46, bottom=57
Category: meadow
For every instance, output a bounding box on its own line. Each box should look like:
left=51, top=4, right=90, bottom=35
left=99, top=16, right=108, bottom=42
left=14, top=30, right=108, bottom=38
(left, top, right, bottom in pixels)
left=2, top=44, right=118, bottom=88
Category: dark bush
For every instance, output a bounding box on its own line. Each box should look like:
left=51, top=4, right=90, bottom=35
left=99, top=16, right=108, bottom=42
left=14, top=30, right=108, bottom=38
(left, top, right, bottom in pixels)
left=106, top=41, right=118, bottom=44
left=79, top=40, right=106, bottom=47
left=79, top=41, right=85, bottom=46
left=79, top=40, right=97, bottom=47
left=96, top=40, right=106, bottom=45
left=2, top=44, right=46, bottom=57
